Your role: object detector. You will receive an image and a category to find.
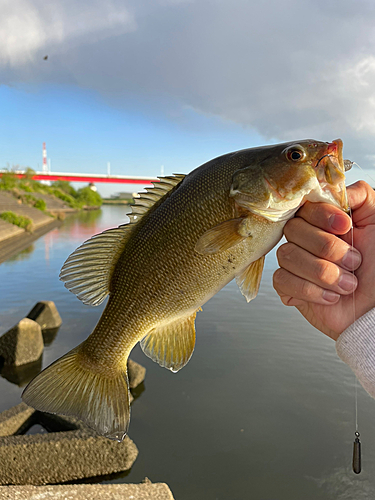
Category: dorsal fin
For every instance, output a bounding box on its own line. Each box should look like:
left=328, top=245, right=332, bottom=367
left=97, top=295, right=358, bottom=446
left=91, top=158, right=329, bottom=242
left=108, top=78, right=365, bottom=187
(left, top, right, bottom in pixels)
left=128, top=174, right=185, bottom=223
left=60, top=174, right=186, bottom=306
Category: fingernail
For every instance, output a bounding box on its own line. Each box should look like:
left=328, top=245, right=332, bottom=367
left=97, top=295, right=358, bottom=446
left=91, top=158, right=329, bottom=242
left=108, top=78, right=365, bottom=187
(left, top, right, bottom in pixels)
left=338, top=273, right=357, bottom=292
left=342, top=248, right=362, bottom=270
left=323, top=290, right=340, bottom=302
left=329, top=213, right=349, bottom=231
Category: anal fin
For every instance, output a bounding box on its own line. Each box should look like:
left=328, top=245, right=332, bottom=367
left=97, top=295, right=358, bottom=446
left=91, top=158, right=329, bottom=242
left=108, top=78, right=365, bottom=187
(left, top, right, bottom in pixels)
left=140, top=311, right=199, bottom=372
left=235, top=256, right=265, bottom=303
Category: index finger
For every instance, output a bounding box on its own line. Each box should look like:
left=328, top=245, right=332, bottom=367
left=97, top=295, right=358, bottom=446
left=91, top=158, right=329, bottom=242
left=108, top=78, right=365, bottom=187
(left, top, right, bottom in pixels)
left=295, top=201, right=352, bottom=235
left=347, top=181, right=375, bottom=226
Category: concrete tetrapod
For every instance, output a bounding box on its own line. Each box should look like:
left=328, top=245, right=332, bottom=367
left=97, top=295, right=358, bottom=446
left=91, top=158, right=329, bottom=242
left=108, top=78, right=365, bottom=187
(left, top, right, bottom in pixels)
left=0, top=319, right=43, bottom=366
left=0, top=403, right=139, bottom=485
left=26, top=301, right=62, bottom=331
left=0, top=359, right=146, bottom=485
left=0, top=482, right=175, bottom=499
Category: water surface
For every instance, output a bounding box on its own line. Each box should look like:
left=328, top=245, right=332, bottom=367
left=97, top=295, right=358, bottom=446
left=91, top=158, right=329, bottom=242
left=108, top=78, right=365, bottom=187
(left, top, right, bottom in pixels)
left=1, top=206, right=375, bottom=499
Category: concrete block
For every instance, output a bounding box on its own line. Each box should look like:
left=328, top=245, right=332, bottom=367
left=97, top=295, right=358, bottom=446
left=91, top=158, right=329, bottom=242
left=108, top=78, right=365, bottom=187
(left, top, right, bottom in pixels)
left=0, top=482, right=175, bottom=499
left=0, top=403, right=34, bottom=437
left=128, top=358, right=146, bottom=389
left=26, top=301, right=62, bottom=330
left=0, top=403, right=138, bottom=485
left=0, top=319, right=43, bottom=366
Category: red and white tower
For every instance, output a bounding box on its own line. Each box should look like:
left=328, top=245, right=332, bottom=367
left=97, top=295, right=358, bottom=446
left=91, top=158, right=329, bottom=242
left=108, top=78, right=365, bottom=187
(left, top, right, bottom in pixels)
left=42, top=142, right=48, bottom=174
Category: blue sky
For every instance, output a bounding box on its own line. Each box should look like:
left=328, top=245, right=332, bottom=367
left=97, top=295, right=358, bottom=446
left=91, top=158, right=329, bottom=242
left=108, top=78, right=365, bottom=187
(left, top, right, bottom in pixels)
left=0, top=84, right=264, bottom=197
left=2, top=0, right=375, bottom=197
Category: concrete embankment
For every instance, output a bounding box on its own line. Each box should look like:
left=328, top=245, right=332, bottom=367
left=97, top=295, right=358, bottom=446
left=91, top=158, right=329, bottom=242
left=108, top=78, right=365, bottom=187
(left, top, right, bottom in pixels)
left=0, top=191, right=74, bottom=263
left=0, top=483, right=175, bottom=499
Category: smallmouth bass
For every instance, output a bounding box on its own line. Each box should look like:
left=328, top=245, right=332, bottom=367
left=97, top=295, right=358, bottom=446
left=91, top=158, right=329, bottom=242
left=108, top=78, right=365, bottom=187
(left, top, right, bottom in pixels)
left=23, top=139, right=349, bottom=440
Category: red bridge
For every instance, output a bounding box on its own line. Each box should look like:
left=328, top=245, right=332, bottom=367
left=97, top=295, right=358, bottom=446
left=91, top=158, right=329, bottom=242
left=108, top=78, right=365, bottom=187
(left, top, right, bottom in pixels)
left=2, top=171, right=160, bottom=185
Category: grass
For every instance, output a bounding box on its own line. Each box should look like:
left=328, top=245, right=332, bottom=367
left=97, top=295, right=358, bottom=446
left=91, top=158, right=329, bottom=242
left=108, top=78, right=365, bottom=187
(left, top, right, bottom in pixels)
left=34, top=198, right=47, bottom=211
left=0, top=211, right=33, bottom=232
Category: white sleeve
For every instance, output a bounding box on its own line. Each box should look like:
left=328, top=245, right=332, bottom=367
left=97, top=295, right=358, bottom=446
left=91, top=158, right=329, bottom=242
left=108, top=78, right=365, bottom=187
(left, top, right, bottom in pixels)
left=336, top=308, right=375, bottom=398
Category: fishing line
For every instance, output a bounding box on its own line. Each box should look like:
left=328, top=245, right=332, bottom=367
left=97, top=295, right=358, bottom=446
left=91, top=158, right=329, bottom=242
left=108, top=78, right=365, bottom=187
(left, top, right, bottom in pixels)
left=351, top=161, right=375, bottom=187
left=349, top=206, right=361, bottom=474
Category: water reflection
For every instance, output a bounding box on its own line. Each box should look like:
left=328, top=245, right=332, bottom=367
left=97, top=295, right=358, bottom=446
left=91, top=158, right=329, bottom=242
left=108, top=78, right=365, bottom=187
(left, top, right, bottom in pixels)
left=61, top=209, right=103, bottom=236
left=130, top=381, right=145, bottom=402
left=15, top=410, right=78, bottom=435
left=5, top=245, right=35, bottom=264
left=310, top=465, right=373, bottom=499
left=0, top=356, right=42, bottom=387
left=42, top=327, right=60, bottom=346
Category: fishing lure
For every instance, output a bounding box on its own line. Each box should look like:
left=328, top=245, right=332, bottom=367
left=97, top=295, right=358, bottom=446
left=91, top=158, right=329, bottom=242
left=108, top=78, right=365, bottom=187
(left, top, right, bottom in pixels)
left=353, top=431, right=361, bottom=474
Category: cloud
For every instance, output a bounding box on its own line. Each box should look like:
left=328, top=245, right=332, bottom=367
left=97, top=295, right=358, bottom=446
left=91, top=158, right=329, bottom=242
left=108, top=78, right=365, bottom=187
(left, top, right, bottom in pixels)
left=2, top=0, right=375, bottom=165
left=0, top=0, right=135, bottom=67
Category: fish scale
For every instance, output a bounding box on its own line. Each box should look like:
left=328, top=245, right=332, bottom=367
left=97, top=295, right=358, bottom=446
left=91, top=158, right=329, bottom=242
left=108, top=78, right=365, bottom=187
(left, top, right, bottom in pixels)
left=23, top=139, right=349, bottom=441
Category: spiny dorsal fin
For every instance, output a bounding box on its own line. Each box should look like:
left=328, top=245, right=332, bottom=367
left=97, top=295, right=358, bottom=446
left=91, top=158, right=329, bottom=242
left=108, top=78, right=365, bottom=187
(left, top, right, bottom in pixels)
left=140, top=310, right=199, bottom=372
left=128, top=174, right=185, bottom=223
left=60, top=174, right=185, bottom=306
left=235, top=256, right=265, bottom=303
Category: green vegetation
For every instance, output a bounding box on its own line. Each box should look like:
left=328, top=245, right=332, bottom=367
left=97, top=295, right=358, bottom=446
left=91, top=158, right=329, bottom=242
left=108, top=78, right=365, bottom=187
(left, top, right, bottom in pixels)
left=0, top=170, right=102, bottom=209
left=34, top=198, right=47, bottom=211
left=51, top=188, right=81, bottom=208
left=0, top=211, right=33, bottom=231
left=24, top=194, right=37, bottom=205
left=53, top=180, right=77, bottom=197
left=52, top=182, right=103, bottom=207
left=0, top=171, right=18, bottom=190
left=76, top=187, right=103, bottom=207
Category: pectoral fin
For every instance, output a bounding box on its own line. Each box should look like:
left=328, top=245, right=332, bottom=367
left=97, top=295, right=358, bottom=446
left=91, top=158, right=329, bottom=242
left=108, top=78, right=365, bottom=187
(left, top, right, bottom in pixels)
left=195, top=218, right=253, bottom=255
left=140, top=311, right=199, bottom=372
left=236, top=256, right=265, bottom=303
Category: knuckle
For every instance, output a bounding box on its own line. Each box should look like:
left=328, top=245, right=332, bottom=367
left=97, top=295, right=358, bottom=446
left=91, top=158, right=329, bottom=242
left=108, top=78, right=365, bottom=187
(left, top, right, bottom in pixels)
left=284, top=217, right=303, bottom=240
left=356, top=180, right=367, bottom=190
left=272, top=268, right=284, bottom=288
left=273, top=268, right=292, bottom=293
left=276, top=242, right=296, bottom=264
left=300, top=279, right=315, bottom=300
left=319, top=236, right=337, bottom=261
left=316, top=260, right=336, bottom=284
left=280, top=294, right=292, bottom=306
left=298, top=201, right=319, bottom=222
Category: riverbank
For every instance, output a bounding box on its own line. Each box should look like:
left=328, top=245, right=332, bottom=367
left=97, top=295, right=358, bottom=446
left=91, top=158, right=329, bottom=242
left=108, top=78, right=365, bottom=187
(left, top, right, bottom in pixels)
left=0, top=190, right=75, bottom=264
left=0, top=218, right=62, bottom=264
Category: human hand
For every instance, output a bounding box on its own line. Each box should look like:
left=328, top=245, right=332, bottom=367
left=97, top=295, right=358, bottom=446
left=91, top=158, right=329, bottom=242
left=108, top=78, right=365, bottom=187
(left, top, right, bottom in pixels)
left=273, top=181, right=375, bottom=341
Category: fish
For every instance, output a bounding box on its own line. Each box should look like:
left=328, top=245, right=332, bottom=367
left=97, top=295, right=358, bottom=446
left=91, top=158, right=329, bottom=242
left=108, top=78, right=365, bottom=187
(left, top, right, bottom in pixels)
left=22, top=139, right=349, bottom=441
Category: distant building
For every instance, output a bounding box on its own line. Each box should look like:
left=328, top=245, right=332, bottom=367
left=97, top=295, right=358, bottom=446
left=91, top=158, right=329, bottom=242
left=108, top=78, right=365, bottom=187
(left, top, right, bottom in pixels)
left=88, top=182, right=97, bottom=192
left=110, top=192, right=138, bottom=200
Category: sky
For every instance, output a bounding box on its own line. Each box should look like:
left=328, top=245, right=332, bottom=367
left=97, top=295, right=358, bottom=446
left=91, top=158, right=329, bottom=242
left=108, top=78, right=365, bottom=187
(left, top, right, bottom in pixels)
left=1, top=0, right=375, bottom=197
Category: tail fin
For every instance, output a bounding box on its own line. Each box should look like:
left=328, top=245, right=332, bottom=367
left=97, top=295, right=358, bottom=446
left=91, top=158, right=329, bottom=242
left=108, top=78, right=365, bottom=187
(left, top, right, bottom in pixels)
left=22, top=346, right=130, bottom=441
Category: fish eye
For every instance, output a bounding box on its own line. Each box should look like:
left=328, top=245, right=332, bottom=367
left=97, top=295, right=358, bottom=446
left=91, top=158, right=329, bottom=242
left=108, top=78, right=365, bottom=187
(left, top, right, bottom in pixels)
left=285, top=147, right=306, bottom=162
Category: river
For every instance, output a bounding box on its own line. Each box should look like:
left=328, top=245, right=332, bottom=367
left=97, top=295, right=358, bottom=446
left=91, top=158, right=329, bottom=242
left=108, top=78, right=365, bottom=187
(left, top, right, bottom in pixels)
left=1, top=205, right=375, bottom=499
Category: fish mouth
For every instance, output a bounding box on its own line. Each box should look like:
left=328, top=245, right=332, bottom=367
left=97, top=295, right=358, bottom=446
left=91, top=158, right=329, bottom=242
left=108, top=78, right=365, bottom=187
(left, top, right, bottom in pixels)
left=314, top=139, right=349, bottom=212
